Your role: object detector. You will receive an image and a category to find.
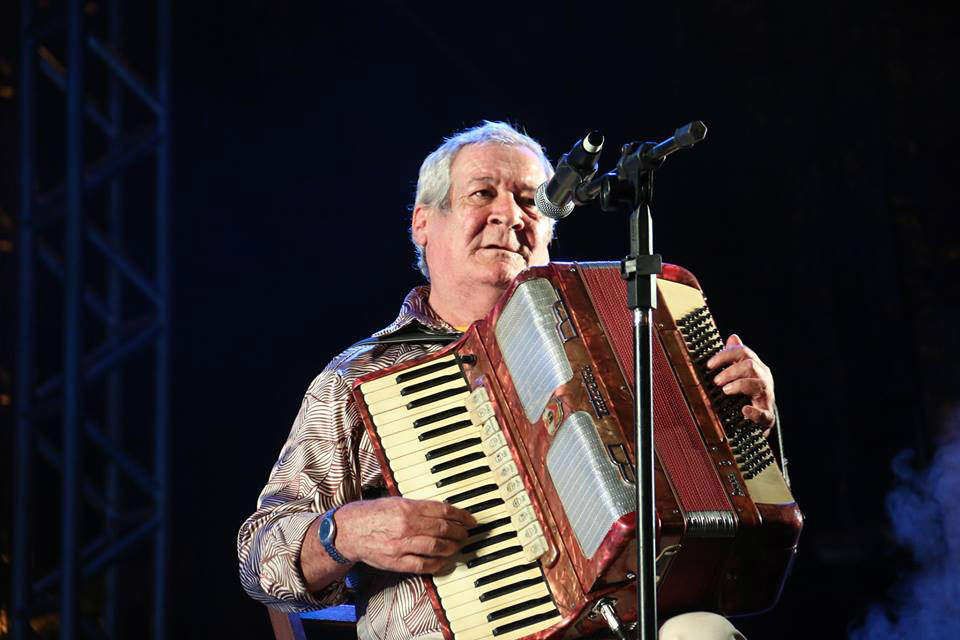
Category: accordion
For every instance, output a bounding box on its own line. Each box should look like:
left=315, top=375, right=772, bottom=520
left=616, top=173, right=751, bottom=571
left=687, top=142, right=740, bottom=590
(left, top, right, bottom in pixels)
left=352, top=262, right=802, bottom=640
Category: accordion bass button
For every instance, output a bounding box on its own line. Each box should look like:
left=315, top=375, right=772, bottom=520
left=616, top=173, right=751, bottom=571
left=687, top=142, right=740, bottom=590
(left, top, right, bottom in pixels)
left=498, top=476, right=524, bottom=501
left=513, top=505, right=538, bottom=530
left=491, top=446, right=513, bottom=468
left=481, top=417, right=501, bottom=439
left=465, top=387, right=490, bottom=412
left=505, top=489, right=531, bottom=514
left=522, top=535, right=549, bottom=561
left=471, top=402, right=495, bottom=425
left=519, top=518, right=543, bottom=543
left=494, top=460, right=520, bottom=484
left=482, top=432, right=508, bottom=456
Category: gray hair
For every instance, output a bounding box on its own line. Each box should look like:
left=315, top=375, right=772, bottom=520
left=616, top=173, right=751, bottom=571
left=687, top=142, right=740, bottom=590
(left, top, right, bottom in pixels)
left=410, top=121, right=555, bottom=280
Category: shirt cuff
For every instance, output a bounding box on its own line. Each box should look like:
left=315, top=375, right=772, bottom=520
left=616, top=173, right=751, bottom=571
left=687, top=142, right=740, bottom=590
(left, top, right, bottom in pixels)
left=257, top=512, right=349, bottom=610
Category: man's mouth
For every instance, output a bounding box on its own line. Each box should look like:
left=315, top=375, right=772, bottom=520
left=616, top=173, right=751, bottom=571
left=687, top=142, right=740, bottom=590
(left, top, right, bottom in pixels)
left=481, top=246, right=529, bottom=263
left=483, top=245, right=526, bottom=257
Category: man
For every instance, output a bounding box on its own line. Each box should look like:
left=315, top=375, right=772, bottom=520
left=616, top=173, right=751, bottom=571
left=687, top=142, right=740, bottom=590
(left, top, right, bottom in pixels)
left=238, top=121, right=776, bottom=640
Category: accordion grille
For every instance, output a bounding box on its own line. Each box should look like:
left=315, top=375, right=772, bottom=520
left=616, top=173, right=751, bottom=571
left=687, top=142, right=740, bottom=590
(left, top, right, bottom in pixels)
left=546, top=411, right=636, bottom=559
left=494, top=278, right=574, bottom=423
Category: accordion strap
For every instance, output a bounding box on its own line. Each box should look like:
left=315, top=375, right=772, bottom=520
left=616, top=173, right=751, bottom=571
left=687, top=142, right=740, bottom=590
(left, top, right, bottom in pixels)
left=351, top=330, right=462, bottom=348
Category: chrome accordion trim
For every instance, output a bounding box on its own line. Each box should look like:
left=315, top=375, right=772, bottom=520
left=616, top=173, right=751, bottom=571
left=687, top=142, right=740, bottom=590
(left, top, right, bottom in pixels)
left=546, top=411, right=636, bottom=559
left=685, top=510, right=737, bottom=538
left=495, top=278, right=574, bottom=423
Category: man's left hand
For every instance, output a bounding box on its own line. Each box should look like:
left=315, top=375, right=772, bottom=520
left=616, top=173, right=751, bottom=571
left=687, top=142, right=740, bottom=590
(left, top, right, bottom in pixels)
left=706, top=334, right=776, bottom=435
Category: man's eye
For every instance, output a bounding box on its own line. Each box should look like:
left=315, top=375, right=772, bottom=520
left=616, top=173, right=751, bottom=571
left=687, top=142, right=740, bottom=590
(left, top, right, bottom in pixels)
left=470, top=189, right=493, bottom=199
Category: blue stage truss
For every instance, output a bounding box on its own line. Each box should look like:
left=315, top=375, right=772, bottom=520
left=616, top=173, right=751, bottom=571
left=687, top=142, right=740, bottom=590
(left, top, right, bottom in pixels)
left=13, top=0, right=172, bottom=638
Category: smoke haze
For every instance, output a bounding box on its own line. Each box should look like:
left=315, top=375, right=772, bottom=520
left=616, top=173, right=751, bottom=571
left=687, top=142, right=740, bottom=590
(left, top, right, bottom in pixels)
left=850, top=413, right=960, bottom=639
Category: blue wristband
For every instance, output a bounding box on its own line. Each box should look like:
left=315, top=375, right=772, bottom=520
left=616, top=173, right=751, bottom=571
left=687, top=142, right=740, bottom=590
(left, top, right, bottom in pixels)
left=316, top=507, right=351, bottom=565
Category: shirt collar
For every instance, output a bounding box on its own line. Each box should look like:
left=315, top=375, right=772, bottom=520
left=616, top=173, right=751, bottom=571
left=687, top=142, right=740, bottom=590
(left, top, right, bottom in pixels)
left=372, top=286, right=458, bottom=337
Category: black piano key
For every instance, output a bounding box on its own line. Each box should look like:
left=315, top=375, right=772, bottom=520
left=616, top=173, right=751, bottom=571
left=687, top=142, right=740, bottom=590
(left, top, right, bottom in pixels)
left=400, top=372, right=466, bottom=396
left=396, top=360, right=460, bottom=384
left=466, top=544, right=523, bottom=569
left=418, top=420, right=473, bottom=442
left=492, top=610, right=561, bottom=636
left=467, top=517, right=513, bottom=539
left=425, top=437, right=481, bottom=460
left=461, top=531, right=517, bottom=555
left=445, top=484, right=498, bottom=506
left=406, top=386, right=470, bottom=410
left=479, top=576, right=545, bottom=602
left=435, top=465, right=490, bottom=488
left=414, top=406, right=467, bottom=429
left=487, top=594, right=554, bottom=622
left=474, top=562, right=539, bottom=588
left=430, top=451, right=486, bottom=474
left=464, top=498, right=504, bottom=515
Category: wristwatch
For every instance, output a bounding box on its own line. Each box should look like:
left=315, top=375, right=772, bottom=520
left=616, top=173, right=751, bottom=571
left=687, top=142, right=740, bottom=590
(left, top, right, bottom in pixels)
left=317, top=507, right=351, bottom=565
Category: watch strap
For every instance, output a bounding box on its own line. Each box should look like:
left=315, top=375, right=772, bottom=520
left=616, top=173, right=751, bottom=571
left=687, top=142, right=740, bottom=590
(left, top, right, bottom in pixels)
left=318, top=507, right=351, bottom=565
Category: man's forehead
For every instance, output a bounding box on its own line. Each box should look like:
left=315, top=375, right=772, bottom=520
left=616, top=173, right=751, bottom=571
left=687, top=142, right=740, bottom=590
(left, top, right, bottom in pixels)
left=451, top=144, right=546, bottom=187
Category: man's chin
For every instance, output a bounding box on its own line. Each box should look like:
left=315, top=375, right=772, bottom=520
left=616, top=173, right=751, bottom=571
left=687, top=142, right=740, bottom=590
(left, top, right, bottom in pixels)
left=488, top=264, right=527, bottom=288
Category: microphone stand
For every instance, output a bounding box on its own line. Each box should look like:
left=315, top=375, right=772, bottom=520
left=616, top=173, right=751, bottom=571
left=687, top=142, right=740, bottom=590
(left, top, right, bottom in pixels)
left=610, top=144, right=661, bottom=640
left=575, top=122, right=706, bottom=640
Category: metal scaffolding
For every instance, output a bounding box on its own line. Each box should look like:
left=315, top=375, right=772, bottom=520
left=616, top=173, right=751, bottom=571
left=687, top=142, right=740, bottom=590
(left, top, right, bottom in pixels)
left=13, top=0, right=171, bottom=638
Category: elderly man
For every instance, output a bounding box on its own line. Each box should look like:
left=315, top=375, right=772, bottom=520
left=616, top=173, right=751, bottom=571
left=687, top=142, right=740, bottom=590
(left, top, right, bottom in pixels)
left=238, top=121, right=776, bottom=640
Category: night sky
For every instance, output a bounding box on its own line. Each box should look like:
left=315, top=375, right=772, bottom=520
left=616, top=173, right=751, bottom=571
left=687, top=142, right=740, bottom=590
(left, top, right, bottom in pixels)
left=2, top=1, right=959, bottom=639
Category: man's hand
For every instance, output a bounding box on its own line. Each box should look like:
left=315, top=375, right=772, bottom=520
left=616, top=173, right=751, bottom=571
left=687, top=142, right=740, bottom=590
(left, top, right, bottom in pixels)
left=706, top=334, right=776, bottom=435
left=335, top=497, right=477, bottom=574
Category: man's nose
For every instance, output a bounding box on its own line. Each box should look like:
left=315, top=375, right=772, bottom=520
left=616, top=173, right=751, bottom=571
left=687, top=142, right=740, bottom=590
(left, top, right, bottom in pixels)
left=487, top=194, right=524, bottom=229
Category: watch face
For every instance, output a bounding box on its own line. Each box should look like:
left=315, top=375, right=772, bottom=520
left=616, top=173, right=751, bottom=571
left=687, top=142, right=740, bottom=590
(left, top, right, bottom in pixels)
left=318, top=516, right=334, bottom=542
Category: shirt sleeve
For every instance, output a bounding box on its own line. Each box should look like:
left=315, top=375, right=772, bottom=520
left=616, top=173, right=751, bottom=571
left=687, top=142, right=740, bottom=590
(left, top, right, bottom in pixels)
left=237, top=354, right=383, bottom=611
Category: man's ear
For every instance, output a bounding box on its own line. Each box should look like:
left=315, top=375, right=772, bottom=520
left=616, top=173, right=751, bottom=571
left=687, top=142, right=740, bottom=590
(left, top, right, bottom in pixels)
left=411, top=205, right=430, bottom=247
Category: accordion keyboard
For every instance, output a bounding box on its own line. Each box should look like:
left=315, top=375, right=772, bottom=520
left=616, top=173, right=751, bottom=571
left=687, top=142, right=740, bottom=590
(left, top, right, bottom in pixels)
left=358, top=355, right=561, bottom=640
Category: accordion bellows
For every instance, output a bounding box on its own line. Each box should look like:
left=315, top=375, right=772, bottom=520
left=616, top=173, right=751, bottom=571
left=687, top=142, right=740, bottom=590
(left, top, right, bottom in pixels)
left=353, top=262, right=803, bottom=640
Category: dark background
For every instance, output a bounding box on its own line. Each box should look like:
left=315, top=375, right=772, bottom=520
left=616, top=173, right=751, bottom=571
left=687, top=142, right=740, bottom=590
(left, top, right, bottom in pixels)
left=3, top=1, right=959, bottom=638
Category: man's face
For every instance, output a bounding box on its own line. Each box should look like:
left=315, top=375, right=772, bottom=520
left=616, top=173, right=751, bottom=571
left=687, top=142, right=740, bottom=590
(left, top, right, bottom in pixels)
left=414, top=143, right=552, bottom=292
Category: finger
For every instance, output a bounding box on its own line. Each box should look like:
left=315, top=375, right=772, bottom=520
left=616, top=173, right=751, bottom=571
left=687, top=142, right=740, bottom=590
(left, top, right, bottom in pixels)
left=384, top=553, right=449, bottom=575
left=713, top=358, right=766, bottom=387
left=726, top=333, right=744, bottom=348
left=742, top=405, right=775, bottom=429
left=720, top=377, right=769, bottom=400
left=419, top=517, right=471, bottom=542
left=707, top=338, right=759, bottom=370
left=403, top=535, right=461, bottom=558
left=407, top=499, right=478, bottom=528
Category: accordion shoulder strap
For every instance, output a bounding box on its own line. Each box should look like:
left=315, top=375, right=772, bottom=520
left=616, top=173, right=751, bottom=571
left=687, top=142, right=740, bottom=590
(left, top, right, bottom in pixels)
left=350, top=329, right=461, bottom=349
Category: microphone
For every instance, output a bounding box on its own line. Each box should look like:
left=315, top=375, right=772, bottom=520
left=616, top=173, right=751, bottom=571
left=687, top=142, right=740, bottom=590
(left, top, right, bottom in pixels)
left=535, top=131, right=604, bottom=220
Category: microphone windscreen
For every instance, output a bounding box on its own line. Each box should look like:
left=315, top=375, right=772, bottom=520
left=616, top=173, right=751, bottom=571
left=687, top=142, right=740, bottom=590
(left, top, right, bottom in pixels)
left=535, top=182, right=576, bottom=220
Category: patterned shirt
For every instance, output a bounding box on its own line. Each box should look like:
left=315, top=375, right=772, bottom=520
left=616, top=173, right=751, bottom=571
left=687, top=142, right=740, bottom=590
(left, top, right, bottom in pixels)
left=237, top=285, right=456, bottom=640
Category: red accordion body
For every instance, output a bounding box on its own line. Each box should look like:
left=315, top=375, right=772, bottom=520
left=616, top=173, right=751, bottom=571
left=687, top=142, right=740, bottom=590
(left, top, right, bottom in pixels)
left=352, top=262, right=802, bottom=640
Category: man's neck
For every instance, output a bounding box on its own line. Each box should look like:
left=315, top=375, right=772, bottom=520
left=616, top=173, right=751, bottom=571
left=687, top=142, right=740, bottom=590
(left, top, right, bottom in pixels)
left=427, top=281, right=505, bottom=329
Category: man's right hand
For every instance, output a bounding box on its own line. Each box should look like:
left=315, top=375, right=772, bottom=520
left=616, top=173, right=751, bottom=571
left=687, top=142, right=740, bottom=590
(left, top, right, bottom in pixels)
left=334, top=497, right=478, bottom=574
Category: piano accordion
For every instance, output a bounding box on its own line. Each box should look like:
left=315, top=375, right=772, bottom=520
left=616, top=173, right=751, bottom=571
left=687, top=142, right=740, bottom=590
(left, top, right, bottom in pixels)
left=352, top=262, right=802, bottom=640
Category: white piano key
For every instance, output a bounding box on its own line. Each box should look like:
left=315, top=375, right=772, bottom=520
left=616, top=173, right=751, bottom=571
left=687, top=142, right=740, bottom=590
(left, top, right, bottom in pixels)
left=368, top=379, right=470, bottom=419
left=397, top=463, right=492, bottom=495
left=453, top=602, right=560, bottom=640
left=375, top=398, right=470, bottom=438
left=381, top=421, right=476, bottom=459
left=359, top=356, right=459, bottom=394
left=446, top=582, right=551, bottom=632
left=391, top=444, right=486, bottom=483
left=438, top=567, right=542, bottom=608
left=464, top=607, right=562, bottom=640
left=362, top=363, right=465, bottom=406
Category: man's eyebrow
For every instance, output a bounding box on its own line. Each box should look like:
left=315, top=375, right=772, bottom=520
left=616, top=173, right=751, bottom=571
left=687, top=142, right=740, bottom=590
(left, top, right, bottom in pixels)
left=465, top=176, right=539, bottom=192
